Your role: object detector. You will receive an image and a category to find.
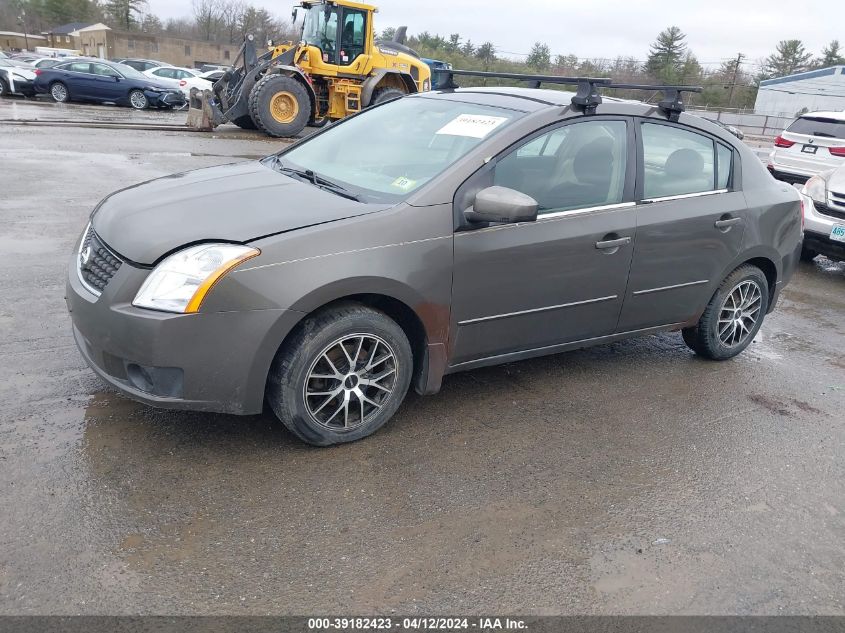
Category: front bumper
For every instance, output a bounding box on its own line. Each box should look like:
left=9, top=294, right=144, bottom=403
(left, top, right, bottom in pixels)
left=803, top=197, right=845, bottom=261
left=66, top=248, right=302, bottom=415
left=9, top=77, right=35, bottom=97
left=147, top=90, right=186, bottom=107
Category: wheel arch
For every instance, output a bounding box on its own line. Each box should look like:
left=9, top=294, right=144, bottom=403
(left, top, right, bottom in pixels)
left=361, top=69, right=416, bottom=107
left=264, top=290, right=435, bottom=404
left=719, top=248, right=780, bottom=311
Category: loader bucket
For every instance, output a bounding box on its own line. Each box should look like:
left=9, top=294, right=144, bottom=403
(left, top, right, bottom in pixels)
left=185, top=87, right=216, bottom=131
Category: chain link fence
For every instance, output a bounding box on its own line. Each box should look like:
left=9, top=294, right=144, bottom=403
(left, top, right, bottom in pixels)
left=687, top=108, right=795, bottom=139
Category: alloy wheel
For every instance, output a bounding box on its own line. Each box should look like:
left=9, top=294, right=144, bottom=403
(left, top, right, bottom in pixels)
left=303, top=334, right=398, bottom=431
left=51, top=83, right=67, bottom=102
left=718, top=280, right=762, bottom=348
left=129, top=91, right=148, bottom=109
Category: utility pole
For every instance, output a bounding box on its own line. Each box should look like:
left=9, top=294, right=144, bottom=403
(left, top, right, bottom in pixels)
left=727, top=52, right=744, bottom=108
left=18, top=9, right=29, bottom=51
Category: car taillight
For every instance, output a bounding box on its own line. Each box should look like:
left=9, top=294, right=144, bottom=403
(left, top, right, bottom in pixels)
left=179, top=80, right=187, bottom=87
left=34, top=69, right=42, bottom=76
left=799, top=197, right=805, bottom=232
left=774, top=135, right=795, bottom=148
left=828, top=146, right=845, bottom=157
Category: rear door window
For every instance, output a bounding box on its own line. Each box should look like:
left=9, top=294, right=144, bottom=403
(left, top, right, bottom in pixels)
left=641, top=123, right=716, bottom=199
left=68, top=62, right=92, bottom=74
left=787, top=117, right=845, bottom=139
left=716, top=143, right=733, bottom=189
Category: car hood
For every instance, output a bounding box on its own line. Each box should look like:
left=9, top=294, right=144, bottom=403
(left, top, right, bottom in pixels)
left=92, top=161, right=390, bottom=265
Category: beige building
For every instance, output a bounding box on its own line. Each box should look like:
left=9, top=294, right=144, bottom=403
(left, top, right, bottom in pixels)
left=0, top=30, right=48, bottom=51
left=69, top=24, right=237, bottom=68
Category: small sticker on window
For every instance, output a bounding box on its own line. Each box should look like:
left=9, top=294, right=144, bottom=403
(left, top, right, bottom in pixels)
left=436, top=114, right=509, bottom=139
left=391, top=176, right=417, bottom=190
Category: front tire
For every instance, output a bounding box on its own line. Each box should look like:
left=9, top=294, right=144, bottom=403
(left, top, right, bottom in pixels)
left=49, top=81, right=69, bottom=103
left=128, top=89, right=148, bottom=110
left=682, top=264, right=769, bottom=360
left=267, top=303, right=413, bottom=446
left=0, top=78, right=9, bottom=98
left=370, top=86, right=406, bottom=106
left=248, top=74, right=310, bottom=138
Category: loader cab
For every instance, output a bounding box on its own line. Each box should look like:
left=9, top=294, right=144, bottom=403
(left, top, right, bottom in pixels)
left=300, top=0, right=373, bottom=70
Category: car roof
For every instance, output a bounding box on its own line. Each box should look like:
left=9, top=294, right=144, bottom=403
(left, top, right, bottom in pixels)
left=426, top=86, right=634, bottom=112
left=799, top=111, right=845, bottom=121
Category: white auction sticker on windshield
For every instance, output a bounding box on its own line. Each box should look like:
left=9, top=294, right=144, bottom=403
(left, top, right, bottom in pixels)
left=436, top=114, right=509, bottom=138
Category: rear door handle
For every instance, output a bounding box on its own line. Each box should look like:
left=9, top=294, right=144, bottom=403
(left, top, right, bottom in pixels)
left=714, top=217, right=742, bottom=229
left=595, top=236, right=631, bottom=250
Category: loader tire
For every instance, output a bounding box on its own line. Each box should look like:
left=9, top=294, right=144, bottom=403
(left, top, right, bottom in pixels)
left=370, top=87, right=406, bottom=106
left=232, top=114, right=257, bottom=130
left=249, top=74, right=310, bottom=138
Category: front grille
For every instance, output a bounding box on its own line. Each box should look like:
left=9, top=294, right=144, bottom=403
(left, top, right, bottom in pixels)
left=829, top=190, right=845, bottom=210
left=78, top=225, right=122, bottom=294
left=816, top=202, right=845, bottom=222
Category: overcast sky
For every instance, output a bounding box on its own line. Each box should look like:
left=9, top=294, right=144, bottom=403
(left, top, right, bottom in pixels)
left=143, top=0, right=845, bottom=70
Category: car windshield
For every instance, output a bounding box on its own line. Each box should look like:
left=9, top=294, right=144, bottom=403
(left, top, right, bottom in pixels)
left=269, top=96, right=523, bottom=203
left=787, top=117, right=845, bottom=139
left=112, top=62, right=147, bottom=80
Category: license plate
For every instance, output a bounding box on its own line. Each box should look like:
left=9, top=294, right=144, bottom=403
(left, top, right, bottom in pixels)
left=802, top=145, right=818, bottom=154
left=831, top=224, right=845, bottom=242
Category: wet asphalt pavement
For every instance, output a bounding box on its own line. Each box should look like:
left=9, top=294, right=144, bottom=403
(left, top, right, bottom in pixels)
left=1, top=100, right=844, bottom=615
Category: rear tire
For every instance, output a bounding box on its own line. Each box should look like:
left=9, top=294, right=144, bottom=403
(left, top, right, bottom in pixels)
left=267, top=303, right=413, bottom=446
left=800, top=245, right=817, bottom=262
left=370, top=86, right=406, bottom=106
left=0, top=78, right=9, bottom=98
left=49, top=81, right=69, bottom=103
left=232, top=114, right=257, bottom=129
left=248, top=74, right=310, bottom=138
left=682, top=264, right=769, bottom=360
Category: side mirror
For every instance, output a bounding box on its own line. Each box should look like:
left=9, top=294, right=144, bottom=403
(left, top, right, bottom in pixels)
left=465, top=186, right=538, bottom=224
left=112, top=75, right=120, bottom=81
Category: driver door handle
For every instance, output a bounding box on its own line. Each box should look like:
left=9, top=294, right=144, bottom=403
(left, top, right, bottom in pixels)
left=715, top=217, right=742, bottom=229
left=595, top=236, right=631, bottom=250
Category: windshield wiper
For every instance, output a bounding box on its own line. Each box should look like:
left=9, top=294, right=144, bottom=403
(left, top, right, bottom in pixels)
left=269, top=157, right=362, bottom=202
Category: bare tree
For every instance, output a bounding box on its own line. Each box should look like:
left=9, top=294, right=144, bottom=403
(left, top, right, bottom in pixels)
left=219, top=0, right=244, bottom=44
left=192, top=0, right=221, bottom=41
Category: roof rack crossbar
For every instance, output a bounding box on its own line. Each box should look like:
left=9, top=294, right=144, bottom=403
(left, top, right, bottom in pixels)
left=435, top=69, right=611, bottom=113
left=607, top=83, right=702, bottom=121
left=433, top=69, right=702, bottom=120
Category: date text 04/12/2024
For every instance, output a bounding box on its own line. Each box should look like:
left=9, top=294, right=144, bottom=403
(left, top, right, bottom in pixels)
left=307, top=617, right=528, bottom=630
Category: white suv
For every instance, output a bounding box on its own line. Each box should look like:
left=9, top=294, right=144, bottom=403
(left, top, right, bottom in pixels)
left=768, top=111, right=845, bottom=185
left=800, top=163, right=845, bottom=262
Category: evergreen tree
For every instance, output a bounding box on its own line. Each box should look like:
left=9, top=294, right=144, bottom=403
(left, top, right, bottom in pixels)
left=816, top=40, right=844, bottom=68
left=761, top=40, right=812, bottom=79
left=526, top=41, right=550, bottom=71
left=645, top=26, right=688, bottom=84
left=105, top=0, right=147, bottom=30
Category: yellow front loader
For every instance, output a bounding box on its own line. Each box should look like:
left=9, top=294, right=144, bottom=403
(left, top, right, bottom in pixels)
left=202, top=0, right=432, bottom=137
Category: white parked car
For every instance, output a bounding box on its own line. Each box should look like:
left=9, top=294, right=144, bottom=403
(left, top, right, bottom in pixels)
left=768, top=111, right=845, bottom=185
left=142, top=66, right=209, bottom=98
left=800, top=163, right=845, bottom=262
left=0, top=58, right=36, bottom=97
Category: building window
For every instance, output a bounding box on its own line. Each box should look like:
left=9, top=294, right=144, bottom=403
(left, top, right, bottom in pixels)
left=127, top=39, right=135, bottom=50
left=63, top=35, right=69, bottom=43
left=185, top=45, right=191, bottom=56
left=224, top=50, right=230, bottom=60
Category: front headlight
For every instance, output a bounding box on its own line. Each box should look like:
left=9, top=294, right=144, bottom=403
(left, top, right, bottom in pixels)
left=133, top=243, right=259, bottom=313
left=422, top=79, right=430, bottom=91
left=802, top=175, right=827, bottom=205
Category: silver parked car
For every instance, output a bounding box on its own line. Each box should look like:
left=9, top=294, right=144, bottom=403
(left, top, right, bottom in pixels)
left=800, top=163, right=845, bottom=261
left=66, top=76, right=804, bottom=445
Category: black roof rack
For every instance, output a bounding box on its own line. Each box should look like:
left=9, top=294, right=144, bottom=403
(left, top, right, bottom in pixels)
left=434, top=69, right=702, bottom=120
